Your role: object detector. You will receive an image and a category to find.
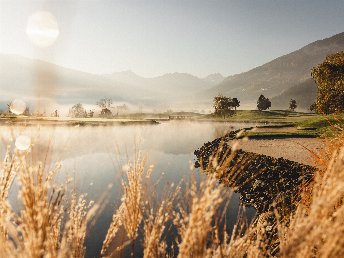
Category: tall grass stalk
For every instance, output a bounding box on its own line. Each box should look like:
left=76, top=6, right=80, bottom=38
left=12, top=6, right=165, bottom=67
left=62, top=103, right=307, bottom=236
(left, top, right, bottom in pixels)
left=0, top=131, right=342, bottom=257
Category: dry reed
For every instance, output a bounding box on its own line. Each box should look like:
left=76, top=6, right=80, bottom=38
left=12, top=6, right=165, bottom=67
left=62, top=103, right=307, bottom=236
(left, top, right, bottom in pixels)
left=0, top=129, right=342, bottom=257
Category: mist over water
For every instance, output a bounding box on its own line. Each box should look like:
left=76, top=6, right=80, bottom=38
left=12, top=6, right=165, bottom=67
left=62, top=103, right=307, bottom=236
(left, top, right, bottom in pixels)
left=1, top=121, right=256, bottom=257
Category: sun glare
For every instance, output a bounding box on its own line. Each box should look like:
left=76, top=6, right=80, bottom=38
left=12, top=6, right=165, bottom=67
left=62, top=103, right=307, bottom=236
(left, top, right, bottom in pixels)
left=26, top=11, right=60, bottom=48
left=10, top=99, right=26, bottom=115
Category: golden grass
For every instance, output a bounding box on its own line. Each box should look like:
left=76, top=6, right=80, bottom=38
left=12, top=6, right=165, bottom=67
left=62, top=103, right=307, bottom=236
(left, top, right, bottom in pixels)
left=277, top=133, right=344, bottom=258
left=0, top=129, right=342, bottom=257
left=101, top=157, right=150, bottom=256
left=0, top=149, right=96, bottom=258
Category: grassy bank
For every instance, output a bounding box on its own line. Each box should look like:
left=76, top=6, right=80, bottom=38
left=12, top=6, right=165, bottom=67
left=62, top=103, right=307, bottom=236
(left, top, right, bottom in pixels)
left=241, top=131, right=320, bottom=139
left=204, top=110, right=343, bottom=138
left=200, top=110, right=318, bottom=123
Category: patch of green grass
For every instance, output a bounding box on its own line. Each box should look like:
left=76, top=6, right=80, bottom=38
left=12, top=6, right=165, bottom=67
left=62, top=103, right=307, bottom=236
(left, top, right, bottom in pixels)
left=296, top=115, right=342, bottom=128
left=200, top=110, right=321, bottom=124
left=296, top=114, right=344, bottom=136
left=241, top=131, right=319, bottom=139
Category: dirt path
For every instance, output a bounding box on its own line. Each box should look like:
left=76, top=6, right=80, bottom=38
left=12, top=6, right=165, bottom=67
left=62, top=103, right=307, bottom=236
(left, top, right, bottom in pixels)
left=232, top=138, right=325, bottom=166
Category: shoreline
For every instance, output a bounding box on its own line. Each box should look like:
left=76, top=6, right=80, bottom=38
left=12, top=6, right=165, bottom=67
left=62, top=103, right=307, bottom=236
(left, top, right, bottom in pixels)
left=194, top=131, right=316, bottom=214
left=1, top=117, right=324, bottom=165
left=0, top=116, right=296, bottom=128
left=0, top=117, right=161, bottom=127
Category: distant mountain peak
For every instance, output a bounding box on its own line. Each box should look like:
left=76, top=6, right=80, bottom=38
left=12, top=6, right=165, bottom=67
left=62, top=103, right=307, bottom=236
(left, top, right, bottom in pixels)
left=203, top=73, right=224, bottom=85
left=112, top=70, right=141, bottom=77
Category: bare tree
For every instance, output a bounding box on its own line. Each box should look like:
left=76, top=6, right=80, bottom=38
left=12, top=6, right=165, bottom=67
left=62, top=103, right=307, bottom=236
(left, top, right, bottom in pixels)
left=69, top=103, right=87, bottom=118
left=97, top=98, right=113, bottom=118
left=96, top=98, right=113, bottom=109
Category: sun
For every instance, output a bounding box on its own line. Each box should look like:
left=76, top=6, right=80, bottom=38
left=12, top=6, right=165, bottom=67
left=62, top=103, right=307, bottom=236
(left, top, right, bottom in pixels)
left=26, top=11, right=60, bottom=48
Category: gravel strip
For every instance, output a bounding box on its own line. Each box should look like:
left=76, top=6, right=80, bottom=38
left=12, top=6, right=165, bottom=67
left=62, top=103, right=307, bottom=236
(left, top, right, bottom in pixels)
left=231, top=138, right=325, bottom=166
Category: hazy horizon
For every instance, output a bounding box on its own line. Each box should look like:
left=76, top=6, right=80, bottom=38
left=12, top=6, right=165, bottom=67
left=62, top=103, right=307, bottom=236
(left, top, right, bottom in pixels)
left=1, top=0, right=344, bottom=78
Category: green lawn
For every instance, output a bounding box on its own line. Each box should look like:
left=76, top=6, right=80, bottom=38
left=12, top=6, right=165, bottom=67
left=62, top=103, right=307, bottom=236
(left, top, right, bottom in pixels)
left=200, top=110, right=320, bottom=123
left=240, top=131, right=320, bottom=139
left=200, top=110, right=343, bottom=138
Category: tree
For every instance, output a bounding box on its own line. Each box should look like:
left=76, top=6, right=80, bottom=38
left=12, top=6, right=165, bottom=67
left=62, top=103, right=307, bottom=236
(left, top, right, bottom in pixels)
left=88, top=110, right=94, bottom=118
left=231, top=98, right=240, bottom=111
left=97, top=98, right=113, bottom=118
left=96, top=98, right=113, bottom=109
left=311, top=52, right=344, bottom=114
left=100, top=108, right=112, bottom=118
left=257, top=95, right=271, bottom=111
left=213, top=94, right=233, bottom=118
left=23, top=107, right=31, bottom=116
left=289, top=99, right=297, bottom=112
left=69, top=103, right=86, bottom=118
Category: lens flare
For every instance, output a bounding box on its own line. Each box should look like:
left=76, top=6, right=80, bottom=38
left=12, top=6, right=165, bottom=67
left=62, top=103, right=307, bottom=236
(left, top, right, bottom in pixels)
left=15, top=135, right=31, bottom=151
left=10, top=99, right=26, bottom=115
left=26, top=11, right=60, bottom=48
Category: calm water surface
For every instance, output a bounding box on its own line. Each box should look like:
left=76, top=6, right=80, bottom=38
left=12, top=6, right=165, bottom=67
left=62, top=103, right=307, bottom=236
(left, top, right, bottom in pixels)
left=1, top=121, right=256, bottom=257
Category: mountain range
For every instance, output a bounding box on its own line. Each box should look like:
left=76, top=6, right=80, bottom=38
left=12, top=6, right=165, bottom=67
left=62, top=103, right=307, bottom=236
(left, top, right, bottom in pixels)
left=0, top=32, right=343, bottom=112
left=0, top=54, right=224, bottom=111
left=202, top=32, right=344, bottom=110
left=107, top=70, right=222, bottom=103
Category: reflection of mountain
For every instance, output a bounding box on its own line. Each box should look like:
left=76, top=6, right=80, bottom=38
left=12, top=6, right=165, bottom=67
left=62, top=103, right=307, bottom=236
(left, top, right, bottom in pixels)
left=203, top=32, right=344, bottom=108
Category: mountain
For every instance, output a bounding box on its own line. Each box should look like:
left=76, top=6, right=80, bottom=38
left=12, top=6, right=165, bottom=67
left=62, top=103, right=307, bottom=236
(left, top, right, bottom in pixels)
left=109, top=71, right=216, bottom=98
left=0, top=55, right=217, bottom=111
left=0, top=55, right=147, bottom=106
left=2, top=32, right=343, bottom=112
left=270, top=78, right=317, bottom=111
left=204, top=32, right=344, bottom=107
left=107, top=70, right=147, bottom=89
left=202, top=73, right=224, bottom=85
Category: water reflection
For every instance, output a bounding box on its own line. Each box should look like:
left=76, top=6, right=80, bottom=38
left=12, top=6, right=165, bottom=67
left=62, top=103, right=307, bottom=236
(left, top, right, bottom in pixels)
left=0, top=121, right=257, bottom=257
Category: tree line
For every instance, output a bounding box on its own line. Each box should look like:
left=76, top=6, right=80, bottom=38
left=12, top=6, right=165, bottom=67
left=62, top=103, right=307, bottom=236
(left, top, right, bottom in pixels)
left=213, top=94, right=298, bottom=117
left=68, top=98, right=128, bottom=118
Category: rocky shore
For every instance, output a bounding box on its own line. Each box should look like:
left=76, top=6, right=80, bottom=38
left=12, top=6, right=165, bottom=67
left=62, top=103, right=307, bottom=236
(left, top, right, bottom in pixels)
left=194, top=129, right=316, bottom=215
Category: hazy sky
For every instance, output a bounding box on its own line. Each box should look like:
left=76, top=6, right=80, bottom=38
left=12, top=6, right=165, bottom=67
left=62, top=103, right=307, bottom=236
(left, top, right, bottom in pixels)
left=1, top=0, right=344, bottom=77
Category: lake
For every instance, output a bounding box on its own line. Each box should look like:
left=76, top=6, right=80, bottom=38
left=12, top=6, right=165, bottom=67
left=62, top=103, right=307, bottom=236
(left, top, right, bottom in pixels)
left=1, top=120, right=257, bottom=257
